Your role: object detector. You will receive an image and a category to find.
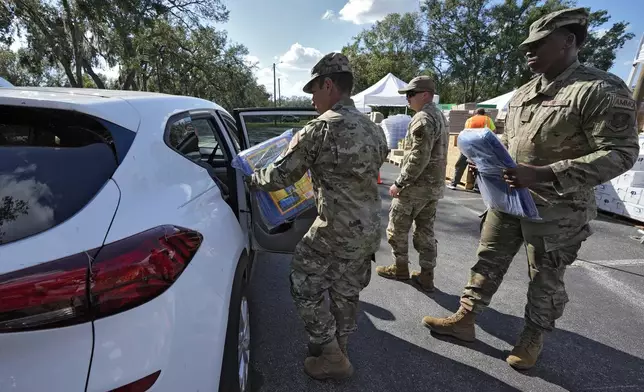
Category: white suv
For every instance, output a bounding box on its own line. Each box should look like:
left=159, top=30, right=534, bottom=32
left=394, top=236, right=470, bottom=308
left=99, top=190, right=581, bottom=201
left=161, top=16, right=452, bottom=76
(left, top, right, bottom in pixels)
left=0, top=87, right=319, bottom=392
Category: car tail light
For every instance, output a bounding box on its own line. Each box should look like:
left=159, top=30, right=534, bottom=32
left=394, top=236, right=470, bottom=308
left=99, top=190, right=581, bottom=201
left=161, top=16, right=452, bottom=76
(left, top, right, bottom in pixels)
left=90, top=225, right=203, bottom=318
left=0, top=226, right=202, bottom=333
left=109, top=370, right=161, bottom=392
left=0, top=252, right=94, bottom=332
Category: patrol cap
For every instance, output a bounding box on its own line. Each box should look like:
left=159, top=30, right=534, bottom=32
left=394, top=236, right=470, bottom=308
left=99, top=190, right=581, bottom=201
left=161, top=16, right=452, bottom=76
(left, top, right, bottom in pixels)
left=302, top=52, right=353, bottom=94
left=519, top=7, right=589, bottom=50
left=398, top=75, right=436, bottom=94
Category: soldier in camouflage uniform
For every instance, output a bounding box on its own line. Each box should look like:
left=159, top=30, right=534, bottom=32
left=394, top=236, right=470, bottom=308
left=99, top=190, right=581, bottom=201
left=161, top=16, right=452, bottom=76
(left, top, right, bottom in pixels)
left=422, top=8, right=640, bottom=370
left=248, top=52, right=389, bottom=380
left=376, top=76, right=449, bottom=292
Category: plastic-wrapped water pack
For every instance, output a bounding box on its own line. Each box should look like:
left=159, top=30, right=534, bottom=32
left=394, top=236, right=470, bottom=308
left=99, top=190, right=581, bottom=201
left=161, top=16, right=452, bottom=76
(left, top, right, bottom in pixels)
left=232, top=129, right=315, bottom=227
left=381, top=114, right=412, bottom=149
left=457, top=129, right=540, bottom=220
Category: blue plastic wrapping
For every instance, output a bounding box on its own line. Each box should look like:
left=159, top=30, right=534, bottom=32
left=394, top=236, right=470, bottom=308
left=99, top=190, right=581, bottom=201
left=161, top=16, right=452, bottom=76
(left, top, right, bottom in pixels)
left=457, top=129, right=541, bottom=220
left=232, top=129, right=315, bottom=227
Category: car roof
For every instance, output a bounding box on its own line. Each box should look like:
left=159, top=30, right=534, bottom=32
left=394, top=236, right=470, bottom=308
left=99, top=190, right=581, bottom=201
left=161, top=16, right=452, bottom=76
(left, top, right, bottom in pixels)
left=0, top=87, right=228, bottom=132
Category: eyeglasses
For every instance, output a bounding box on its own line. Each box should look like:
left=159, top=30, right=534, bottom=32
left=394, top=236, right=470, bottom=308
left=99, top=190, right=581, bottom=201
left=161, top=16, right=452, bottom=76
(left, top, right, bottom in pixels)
left=406, top=91, right=418, bottom=98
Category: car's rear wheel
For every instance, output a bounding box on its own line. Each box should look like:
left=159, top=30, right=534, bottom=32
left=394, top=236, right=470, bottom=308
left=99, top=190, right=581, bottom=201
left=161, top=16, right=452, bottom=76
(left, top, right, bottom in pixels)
left=237, top=294, right=251, bottom=391
left=219, top=253, right=251, bottom=392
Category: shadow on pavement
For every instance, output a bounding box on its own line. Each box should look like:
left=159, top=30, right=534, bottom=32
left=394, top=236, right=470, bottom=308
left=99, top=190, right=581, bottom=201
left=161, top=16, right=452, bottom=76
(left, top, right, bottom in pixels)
left=248, top=256, right=520, bottom=392
left=415, top=289, right=644, bottom=391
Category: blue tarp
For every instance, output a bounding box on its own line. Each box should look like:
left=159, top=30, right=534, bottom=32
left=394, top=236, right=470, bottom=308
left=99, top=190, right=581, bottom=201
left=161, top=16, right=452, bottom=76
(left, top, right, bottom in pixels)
left=232, top=129, right=315, bottom=227
left=457, top=129, right=540, bottom=220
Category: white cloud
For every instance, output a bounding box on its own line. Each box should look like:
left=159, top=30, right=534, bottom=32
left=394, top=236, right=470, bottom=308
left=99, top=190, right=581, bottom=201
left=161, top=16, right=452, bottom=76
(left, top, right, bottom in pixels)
left=592, top=28, right=609, bottom=38
left=246, top=44, right=326, bottom=98
left=243, top=55, right=261, bottom=67
left=322, top=10, right=336, bottom=20
left=337, top=0, right=418, bottom=25
left=255, top=63, right=310, bottom=98
left=278, top=43, right=324, bottom=71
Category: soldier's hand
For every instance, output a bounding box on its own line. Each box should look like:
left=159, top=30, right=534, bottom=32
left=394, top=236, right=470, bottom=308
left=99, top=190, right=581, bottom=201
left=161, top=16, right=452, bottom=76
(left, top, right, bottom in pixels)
left=467, top=160, right=478, bottom=176
left=389, top=184, right=401, bottom=198
left=503, top=164, right=555, bottom=188
left=244, top=174, right=255, bottom=189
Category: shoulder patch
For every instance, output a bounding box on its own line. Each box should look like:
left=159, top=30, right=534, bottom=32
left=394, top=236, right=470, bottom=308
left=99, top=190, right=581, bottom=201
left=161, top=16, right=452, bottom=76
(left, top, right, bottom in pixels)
left=611, top=94, right=637, bottom=111
left=410, top=117, right=428, bottom=138
left=605, top=112, right=633, bottom=133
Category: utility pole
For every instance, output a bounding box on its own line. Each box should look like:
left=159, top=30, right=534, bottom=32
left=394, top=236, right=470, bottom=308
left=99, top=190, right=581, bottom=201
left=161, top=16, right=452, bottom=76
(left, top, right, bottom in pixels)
left=278, top=78, right=281, bottom=107
left=634, top=66, right=644, bottom=133
left=631, top=34, right=644, bottom=133
left=272, top=63, right=277, bottom=107
left=627, top=34, right=644, bottom=88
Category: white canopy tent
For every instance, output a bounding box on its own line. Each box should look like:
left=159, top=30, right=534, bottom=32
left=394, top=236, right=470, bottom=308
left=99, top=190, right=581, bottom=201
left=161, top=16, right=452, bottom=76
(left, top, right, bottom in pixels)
left=352, top=73, right=408, bottom=113
left=479, top=89, right=516, bottom=111
left=351, top=73, right=440, bottom=113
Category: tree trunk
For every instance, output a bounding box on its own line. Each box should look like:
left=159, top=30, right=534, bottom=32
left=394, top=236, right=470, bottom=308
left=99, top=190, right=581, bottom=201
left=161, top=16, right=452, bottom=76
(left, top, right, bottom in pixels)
left=122, top=70, right=137, bottom=90
left=61, top=61, right=79, bottom=87
left=61, top=0, right=83, bottom=87
left=82, top=59, right=105, bottom=89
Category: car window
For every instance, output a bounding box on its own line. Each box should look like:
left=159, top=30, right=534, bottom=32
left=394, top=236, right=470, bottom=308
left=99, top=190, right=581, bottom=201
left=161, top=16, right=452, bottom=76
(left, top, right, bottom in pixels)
left=240, top=113, right=318, bottom=146
left=0, top=105, right=127, bottom=246
left=219, top=113, right=241, bottom=153
left=167, top=116, right=226, bottom=162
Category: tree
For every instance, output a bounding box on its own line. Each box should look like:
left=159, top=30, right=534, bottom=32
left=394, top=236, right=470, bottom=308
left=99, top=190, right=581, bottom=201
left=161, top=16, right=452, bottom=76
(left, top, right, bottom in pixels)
left=341, top=2, right=635, bottom=104
left=4, top=0, right=271, bottom=110
left=278, top=96, right=313, bottom=108
left=419, top=0, right=635, bottom=103
left=341, top=12, right=428, bottom=95
left=580, top=9, right=635, bottom=71
left=1, top=1, right=14, bottom=45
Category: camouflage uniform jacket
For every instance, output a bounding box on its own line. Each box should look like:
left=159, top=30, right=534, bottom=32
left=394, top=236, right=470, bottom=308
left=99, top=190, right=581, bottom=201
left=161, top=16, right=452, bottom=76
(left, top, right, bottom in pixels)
left=251, top=97, right=389, bottom=259
left=503, top=60, right=639, bottom=244
left=396, top=102, right=449, bottom=200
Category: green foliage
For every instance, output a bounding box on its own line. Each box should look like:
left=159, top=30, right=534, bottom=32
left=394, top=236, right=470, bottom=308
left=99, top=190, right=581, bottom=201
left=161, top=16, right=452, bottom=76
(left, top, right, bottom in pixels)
left=3, top=0, right=270, bottom=111
left=342, top=12, right=427, bottom=95
left=278, top=96, right=314, bottom=108
left=342, top=0, right=634, bottom=104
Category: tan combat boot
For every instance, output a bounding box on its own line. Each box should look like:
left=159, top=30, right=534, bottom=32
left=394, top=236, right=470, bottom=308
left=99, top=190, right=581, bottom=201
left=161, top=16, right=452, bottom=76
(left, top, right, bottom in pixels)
left=337, top=335, right=348, bottom=358
left=421, top=306, right=476, bottom=342
left=376, top=263, right=410, bottom=280
left=308, top=335, right=348, bottom=358
left=303, top=338, right=354, bottom=380
left=411, top=268, right=435, bottom=292
left=506, top=323, right=544, bottom=370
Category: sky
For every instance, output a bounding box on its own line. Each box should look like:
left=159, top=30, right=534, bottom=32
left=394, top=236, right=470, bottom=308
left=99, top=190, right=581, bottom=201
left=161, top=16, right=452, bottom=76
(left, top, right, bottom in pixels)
left=219, top=0, right=644, bottom=99
left=9, top=0, right=642, bottom=99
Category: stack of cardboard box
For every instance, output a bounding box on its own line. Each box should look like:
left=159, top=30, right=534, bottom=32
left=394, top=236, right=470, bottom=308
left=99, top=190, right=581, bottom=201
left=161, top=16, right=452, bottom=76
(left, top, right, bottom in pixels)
left=595, top=135, right=644, bottom=222
left=447, top=110, right=470, bottom=133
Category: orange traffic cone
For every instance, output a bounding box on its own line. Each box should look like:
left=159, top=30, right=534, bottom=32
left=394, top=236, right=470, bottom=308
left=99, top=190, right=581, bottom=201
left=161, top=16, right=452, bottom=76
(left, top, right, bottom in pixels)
left=377, top=171, right=383, bottom=184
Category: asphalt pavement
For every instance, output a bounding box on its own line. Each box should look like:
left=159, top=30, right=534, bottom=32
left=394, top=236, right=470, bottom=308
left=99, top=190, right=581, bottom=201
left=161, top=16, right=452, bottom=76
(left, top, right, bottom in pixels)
left=248, top=163, right=644, bottom=392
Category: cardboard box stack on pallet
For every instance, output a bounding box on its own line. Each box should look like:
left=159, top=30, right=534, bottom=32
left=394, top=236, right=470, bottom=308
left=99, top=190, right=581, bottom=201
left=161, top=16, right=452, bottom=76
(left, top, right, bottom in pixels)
left=443, top=104, right=499, bottom=187
left=595, top=135, right=644, bottom=223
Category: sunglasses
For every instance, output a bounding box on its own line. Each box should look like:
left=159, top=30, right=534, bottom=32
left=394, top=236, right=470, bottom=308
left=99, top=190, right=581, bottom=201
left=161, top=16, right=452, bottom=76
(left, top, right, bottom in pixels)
left=406, top=91, right=418, bottom=98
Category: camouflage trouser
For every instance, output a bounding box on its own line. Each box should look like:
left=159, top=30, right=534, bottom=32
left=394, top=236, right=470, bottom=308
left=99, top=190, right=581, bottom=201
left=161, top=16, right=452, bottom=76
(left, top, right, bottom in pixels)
left=386, top=197, right=438, bottom=270
left=289, top=242, right=373, bottom=345
left=461, top=208, right=587, bottom=331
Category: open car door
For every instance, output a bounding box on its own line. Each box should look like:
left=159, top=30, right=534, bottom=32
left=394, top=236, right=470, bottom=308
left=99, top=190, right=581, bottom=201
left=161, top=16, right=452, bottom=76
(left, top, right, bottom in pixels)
left=233, top=108, right=319, bottom=254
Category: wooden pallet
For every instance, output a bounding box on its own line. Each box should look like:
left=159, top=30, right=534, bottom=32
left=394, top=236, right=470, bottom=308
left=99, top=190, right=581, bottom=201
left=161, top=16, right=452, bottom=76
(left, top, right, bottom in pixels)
left=387, top=149, right=404, bottom=166
left=389, top=156, right=403, bottom=166
left=597, top=209, right=644, bottom=227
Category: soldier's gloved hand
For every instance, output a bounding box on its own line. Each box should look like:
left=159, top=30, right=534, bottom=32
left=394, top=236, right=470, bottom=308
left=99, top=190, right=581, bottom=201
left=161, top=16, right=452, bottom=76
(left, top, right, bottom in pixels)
left=243, top=174, right=255, bottom=189
left=467, top=160, right=478, bottom=176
